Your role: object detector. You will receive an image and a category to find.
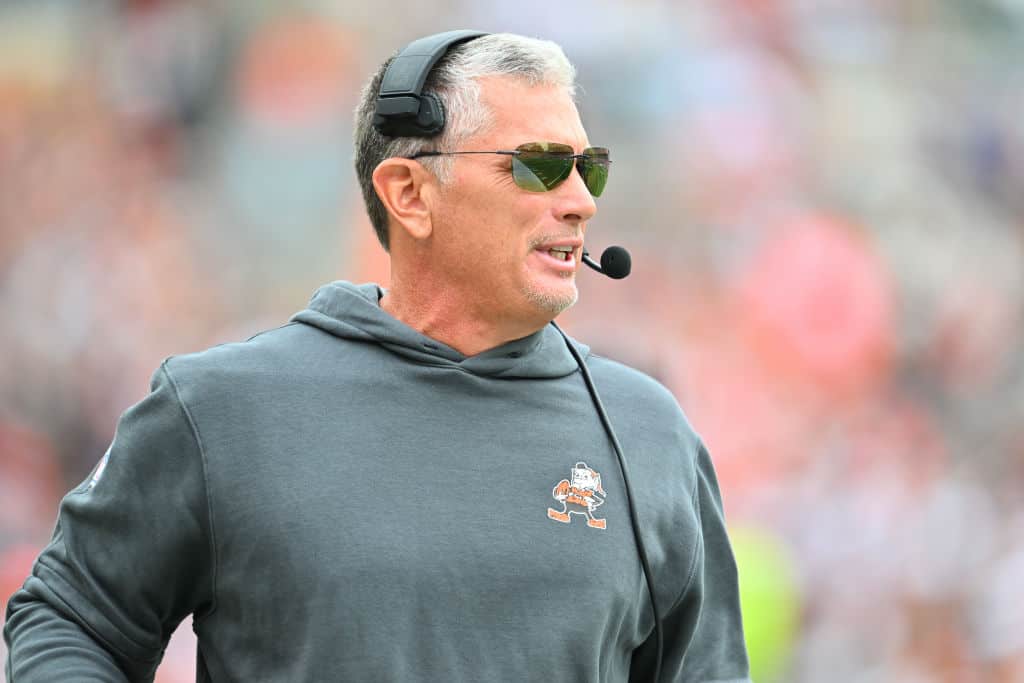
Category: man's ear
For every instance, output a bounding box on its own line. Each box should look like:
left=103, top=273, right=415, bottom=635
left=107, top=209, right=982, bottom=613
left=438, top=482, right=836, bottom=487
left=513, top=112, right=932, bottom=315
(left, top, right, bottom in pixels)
left=372, top=158, right=435, bottom=241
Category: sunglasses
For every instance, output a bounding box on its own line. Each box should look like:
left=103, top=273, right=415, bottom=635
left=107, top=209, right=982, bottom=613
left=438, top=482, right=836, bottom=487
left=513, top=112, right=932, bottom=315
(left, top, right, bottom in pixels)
left=411, top=142, right=610, bottom=197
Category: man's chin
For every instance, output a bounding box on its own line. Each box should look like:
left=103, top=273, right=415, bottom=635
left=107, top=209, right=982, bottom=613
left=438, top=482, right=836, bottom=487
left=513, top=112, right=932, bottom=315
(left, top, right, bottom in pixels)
left=523, top=281, right=579, bottom=317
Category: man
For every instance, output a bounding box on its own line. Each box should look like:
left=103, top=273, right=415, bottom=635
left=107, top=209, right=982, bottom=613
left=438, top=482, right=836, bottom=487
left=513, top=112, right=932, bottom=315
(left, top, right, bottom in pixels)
left=5, top=32, right=749, bottom=682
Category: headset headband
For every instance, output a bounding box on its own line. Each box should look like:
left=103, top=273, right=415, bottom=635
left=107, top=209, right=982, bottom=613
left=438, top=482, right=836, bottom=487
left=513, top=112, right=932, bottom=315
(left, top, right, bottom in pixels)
left=372, top=30, right=489, bottom=138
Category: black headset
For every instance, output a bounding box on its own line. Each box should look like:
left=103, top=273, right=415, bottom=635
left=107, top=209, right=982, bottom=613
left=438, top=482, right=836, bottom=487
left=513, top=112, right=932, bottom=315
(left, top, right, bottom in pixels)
left=373, top=30, right=489, bottom=138
left=373, top=31, right=663, bottom=681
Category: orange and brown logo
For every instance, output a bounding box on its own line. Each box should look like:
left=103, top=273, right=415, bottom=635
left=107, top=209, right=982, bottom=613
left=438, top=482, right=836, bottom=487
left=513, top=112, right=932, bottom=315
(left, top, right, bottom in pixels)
left=547, top=462, right=607, bottom=530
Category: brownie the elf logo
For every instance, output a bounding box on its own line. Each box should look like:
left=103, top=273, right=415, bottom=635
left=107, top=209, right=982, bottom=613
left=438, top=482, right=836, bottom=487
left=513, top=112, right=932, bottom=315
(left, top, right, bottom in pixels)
left=547, top=461, right=607, bottom=529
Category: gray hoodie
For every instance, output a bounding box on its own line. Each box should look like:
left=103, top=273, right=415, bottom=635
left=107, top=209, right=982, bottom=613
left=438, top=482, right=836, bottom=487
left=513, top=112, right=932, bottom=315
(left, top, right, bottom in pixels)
left=5, top=281, right=749, bottom=682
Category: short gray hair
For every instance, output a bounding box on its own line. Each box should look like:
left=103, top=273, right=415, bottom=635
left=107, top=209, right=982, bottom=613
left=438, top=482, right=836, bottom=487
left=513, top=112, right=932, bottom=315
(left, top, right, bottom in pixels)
left=353, top=33, right=577, bottom=250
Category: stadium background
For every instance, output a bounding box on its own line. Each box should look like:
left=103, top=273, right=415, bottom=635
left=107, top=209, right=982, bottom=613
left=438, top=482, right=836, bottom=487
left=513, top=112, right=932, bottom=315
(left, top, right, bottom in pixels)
left=2, top=1, right=1023, bottom=680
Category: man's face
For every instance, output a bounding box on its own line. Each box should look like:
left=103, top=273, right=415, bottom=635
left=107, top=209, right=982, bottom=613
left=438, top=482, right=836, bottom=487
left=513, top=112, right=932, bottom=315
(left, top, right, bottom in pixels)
left=428, top=76, right=598, bottom=328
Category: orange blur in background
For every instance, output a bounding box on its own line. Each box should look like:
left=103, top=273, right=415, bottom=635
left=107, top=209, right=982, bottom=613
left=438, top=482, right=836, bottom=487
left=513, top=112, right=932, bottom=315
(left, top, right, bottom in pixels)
left=2, top=2, right=1023, bottom=681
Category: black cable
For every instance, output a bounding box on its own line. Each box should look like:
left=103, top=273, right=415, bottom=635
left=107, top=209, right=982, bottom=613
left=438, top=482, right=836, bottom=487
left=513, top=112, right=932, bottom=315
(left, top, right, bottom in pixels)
left=552, top=322, right=663, bottom=682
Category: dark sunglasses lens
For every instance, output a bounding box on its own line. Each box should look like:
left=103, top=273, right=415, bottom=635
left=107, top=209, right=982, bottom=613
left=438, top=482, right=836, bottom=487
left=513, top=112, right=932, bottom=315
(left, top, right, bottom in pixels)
left=579, top=147, right=610, bottom=197
left=513, top=143, right=574, bottom=192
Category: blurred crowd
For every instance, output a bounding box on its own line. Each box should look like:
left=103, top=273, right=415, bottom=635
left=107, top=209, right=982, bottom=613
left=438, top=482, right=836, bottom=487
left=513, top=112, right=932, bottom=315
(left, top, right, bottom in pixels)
left=2, top=1, right=1023, bottom=681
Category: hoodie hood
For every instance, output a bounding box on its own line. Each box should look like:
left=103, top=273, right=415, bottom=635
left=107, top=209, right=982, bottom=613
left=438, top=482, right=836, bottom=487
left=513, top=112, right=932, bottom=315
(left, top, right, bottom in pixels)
left=290, top=281, right=589, bottom=380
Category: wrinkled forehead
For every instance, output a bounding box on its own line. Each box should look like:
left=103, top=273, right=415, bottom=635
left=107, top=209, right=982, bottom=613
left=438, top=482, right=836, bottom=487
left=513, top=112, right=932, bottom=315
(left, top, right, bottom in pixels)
left=474, top=76, right=589, bottom=151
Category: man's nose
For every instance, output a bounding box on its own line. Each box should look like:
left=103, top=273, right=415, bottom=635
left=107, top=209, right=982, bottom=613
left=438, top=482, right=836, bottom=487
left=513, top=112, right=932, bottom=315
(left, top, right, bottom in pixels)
left=553, top=167, right=598, bottom=224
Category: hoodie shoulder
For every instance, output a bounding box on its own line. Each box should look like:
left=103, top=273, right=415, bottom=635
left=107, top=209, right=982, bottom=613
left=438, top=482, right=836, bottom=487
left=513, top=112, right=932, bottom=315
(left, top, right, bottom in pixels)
left=585, top=353, right=700, bottom=438
left=585, top=353, right=678, bottom=405
left=161, top=322, right=337, bottom=403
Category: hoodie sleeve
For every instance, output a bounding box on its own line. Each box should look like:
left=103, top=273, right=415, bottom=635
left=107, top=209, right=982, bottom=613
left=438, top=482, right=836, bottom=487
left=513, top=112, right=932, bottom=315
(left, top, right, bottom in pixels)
left=659, top=442, right=751, bottom=683
left=4, top=361, right=215, bottom=682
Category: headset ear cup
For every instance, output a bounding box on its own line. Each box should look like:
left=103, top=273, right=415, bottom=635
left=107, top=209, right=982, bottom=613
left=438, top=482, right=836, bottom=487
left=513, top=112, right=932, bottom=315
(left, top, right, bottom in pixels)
left=373, top=30, right=486, bottom=138
left=415, top=93, right=446, bottom=136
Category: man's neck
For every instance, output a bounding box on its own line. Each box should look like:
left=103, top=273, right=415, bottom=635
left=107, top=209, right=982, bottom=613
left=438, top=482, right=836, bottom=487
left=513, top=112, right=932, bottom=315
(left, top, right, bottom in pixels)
left=379, top=285, right=546, bottom=357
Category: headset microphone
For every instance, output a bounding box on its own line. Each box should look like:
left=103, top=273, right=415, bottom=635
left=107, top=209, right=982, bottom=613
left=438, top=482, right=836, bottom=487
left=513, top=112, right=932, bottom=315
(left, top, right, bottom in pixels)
left=582, top=246, right=632, bottom=279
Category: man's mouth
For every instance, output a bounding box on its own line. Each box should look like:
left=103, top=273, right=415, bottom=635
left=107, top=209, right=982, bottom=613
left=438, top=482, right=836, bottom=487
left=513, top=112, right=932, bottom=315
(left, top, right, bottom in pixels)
left=548, top=246, right=573, bottom=261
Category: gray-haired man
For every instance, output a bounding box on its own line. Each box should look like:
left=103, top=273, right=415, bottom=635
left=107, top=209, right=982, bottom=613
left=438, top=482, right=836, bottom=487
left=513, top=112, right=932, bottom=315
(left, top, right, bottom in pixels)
left=5, top=32, right=750, bottom=682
